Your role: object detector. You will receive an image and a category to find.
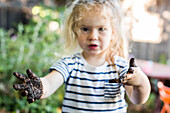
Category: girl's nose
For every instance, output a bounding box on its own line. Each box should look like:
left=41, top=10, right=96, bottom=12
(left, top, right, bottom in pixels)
left=88, top=30, right=98, bottom=41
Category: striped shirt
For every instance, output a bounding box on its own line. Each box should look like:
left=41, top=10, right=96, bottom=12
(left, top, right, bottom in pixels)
left=50, top=53, right=129, bottom=113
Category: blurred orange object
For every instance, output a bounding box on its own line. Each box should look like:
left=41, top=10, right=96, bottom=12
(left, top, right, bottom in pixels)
left=157, top=81, right=170, bottom=113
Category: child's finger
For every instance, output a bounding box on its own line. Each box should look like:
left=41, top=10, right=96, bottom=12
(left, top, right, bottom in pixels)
left=13, top=72, right=27, bottom=81
left=121, top=79, right=128, bottom=84
left=20, top=90, right=28, bottom=97
left=13, top=84, right=28, bottom=90
left=123, top=74, right=133, bottom=79
left=27, top=96, right=35, bottom=103
left=121, top=74, right=133, bottom=84
left=125, top=74, right=133, bottom=80
left=27, top=97, right=34, bottom=103
left=26, top=69, right=38, bottom=79
left=127, top=58, right=137, bottom=74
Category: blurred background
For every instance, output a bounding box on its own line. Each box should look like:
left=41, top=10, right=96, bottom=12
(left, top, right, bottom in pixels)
left=0, top=0, right=170, bottom=113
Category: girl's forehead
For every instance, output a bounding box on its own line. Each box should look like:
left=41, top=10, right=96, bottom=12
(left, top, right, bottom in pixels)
left=78, top=13, right=110, bottom=26
left=79, top=6, right=111, bottom=16
left=74, top=4, right=112, bottom=19
left=75, top=5, right=112, bottom=25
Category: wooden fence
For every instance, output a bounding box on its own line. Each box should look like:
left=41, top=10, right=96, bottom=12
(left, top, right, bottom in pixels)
left=0, top=0, right=45, bottom=29
left=0, top=7, right=30, bottom=29
left=129, top=0, right=170, bottom=63
left=131, top=40, right=170, bottom=63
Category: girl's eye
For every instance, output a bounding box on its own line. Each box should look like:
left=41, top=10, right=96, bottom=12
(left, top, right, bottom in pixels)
left=81, top=27, right=89, bottom=32
left=99, top=27, right=105, bottom=31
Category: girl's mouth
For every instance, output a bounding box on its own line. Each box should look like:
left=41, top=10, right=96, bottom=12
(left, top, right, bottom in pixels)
left=88, top=44, right=98, bottom=50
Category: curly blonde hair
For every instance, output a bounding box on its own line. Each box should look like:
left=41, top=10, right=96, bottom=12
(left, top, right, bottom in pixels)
left=62, top=0, right=129, bottom=61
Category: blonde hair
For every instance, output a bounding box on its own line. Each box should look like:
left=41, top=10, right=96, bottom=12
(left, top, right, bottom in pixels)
left=62, top=0, right=129, bottom=61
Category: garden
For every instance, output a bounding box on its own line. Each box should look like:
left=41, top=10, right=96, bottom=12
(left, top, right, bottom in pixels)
left=0, top=4, right=65, bottom=112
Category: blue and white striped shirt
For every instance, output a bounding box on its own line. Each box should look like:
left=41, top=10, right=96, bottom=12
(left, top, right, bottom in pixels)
left=50, top=53, right=129, bottom=113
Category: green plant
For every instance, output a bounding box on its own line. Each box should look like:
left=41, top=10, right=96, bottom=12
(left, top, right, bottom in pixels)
left=0, top=4, right=65, bottom=113
left=159, top=54, right=167, bottom=64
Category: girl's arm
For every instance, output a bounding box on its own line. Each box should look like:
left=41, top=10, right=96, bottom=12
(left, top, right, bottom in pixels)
left=40, top=70, right=64, bottom=99
left=124, top=68, right=151, bottom=104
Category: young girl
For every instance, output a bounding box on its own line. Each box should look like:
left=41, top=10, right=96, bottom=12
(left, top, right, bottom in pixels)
left=13, top=0, right=151, bottom=112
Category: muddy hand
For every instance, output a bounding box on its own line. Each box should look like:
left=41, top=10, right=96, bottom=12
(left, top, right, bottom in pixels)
left=122, top=58, right=138, bottom=81
left=109, top=75, right=125, bottom=83
left=13, top=69, right=43, bottom=103
left=109, top=58, right=137, bottom=83
left=121, top=58, right=147, bottom=86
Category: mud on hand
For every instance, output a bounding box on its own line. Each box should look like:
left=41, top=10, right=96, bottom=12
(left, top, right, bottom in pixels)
left=109, top=58, right=137, bottom=83
left=13, top=69, right=43, bottom=103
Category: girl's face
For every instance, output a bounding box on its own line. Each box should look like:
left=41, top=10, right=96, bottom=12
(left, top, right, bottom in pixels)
left=76, top=12, right=114, bottom=57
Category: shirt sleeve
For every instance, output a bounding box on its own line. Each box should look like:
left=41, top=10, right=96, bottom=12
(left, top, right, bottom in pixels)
left=119, top=60, right=129, bottom=77
left=49, top=58, right=71, bottom=82
left=114, top=56, right=129, bottom=77
left=119, top=67, right=128, bottom=77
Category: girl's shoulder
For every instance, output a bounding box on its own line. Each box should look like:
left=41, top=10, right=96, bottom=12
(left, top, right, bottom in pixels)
left=114, top=55, right=128, bottom=66
left=61, top=52, right=82, bottom=60
left=58, top=52, right=83, bottom=65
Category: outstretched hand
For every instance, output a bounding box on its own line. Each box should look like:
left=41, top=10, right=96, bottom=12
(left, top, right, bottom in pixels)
left=122, top=58, right=146, bottom=86
left=13, top=69, right=43, bottom=103
left=109, top=58, right=144, bottom=85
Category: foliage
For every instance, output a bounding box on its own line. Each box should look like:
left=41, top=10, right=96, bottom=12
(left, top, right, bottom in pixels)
left=0, top=4, right=65, bottom=113
left=159, top=54, right=167, bottom=64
